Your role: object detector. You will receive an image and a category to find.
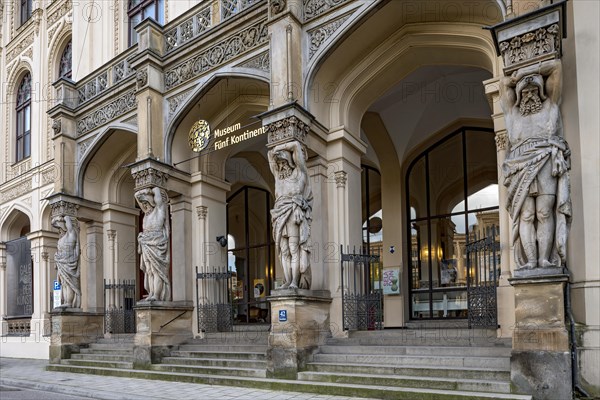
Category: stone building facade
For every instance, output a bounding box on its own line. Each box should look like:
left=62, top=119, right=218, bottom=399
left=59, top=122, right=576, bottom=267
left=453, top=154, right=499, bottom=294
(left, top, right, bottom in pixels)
left=0, top=0, right=598, bottom=397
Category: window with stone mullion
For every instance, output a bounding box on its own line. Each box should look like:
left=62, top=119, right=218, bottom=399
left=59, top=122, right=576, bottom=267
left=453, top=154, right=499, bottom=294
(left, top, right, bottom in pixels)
left=59, top=41, right=73, bottom=79
left=128, top=0, right=164, bottom=46
left=16, top=74, right=32, bottom=163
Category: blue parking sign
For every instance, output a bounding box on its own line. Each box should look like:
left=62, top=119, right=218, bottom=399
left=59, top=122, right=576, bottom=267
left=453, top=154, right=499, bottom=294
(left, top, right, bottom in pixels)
left=53, top=280, right=61, bottom=290
left=279, top=310, right=287, bottom=322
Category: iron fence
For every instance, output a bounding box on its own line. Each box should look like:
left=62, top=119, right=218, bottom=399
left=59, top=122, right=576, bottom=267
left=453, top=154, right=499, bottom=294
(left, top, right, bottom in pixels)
left=196, top=266, right=233, bottom=333
left=103, top=279, right=136, bottom=334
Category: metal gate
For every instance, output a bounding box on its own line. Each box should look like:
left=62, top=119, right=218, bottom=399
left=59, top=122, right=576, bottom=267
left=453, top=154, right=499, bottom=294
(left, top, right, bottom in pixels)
left=104, top=279, right=136, bottom=333
left=467, top=225, right=500, bottom=328
left=341, top=246, right=383, bottom=331
left=196, top=266, right=233, bottom=333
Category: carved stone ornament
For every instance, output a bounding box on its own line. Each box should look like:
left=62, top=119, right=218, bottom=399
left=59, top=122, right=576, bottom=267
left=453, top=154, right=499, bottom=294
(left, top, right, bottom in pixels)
left=304, top=0, right=349, bottom=21
left=132, top=168, right=168, bottom=190
left=196, top=206, right=208, bottom=220
left=499, top=24, right=560, bottom=72
left=7, top=32, right=35, bottom=61
left=165, top=20, right=268, bottom=90
left=308, top=14, right=350, bottom=59
left=136, top=68, right=148, bottom=89
left=52, top=119, right=62, bottom=136
left=237, top=51, right=270, bottom=72
left=48, top=0, right=73, bottom=27
left=266, top=116, right=310, bottom=147
left=495, top=131, right=508, bottom=151
left=334, top=171, right=347, bottom=188
left=270, top=0, right=286, bottom=15
left=50, top=200, right=79, bottom=218
left=1, top=180, right=32, bottom=203
left=76, top=90, right=137, bottom=135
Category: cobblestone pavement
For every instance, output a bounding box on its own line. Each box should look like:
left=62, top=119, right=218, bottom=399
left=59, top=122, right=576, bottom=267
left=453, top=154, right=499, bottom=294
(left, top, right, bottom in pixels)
left=0, top=358, right=374, bottom=400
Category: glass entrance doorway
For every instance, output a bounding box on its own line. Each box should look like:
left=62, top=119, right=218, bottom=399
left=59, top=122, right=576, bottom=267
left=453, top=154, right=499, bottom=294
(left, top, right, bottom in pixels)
left=227, top=186, right=274, bottom=324
left=406, top=128, right=499, bottom=320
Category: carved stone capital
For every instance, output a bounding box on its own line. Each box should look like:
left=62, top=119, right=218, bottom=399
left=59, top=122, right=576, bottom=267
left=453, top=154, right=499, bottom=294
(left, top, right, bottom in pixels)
left=334, top=171, right=347, bottom=188
left=196, top=206, right=208, bottom=220
left=495, top=131, right=508, bottom=151
left=50, top=200, right=79, bottom=218
left=131, top=167, right=168, bottom=191
left=107, top=230, right=117, bottom=241
left=266, top=116, right=310, bottom=147
left=41, top=252, right=49, bottom=261
left=0, top=263, right=6, bottom=270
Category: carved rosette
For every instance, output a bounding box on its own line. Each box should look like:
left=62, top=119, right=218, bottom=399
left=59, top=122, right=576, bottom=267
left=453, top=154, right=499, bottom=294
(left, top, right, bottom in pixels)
left=50, top=200, right=79, bottom=218
left=270, top=0, right=286, bottom=15
left=131, top=167, right=168, bottom=191
left=266, top=116, right=310, bottom=148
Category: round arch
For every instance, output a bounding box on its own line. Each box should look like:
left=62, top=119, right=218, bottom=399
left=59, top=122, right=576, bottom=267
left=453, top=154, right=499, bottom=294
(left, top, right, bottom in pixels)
left=48, top=22, right=72, bottom=82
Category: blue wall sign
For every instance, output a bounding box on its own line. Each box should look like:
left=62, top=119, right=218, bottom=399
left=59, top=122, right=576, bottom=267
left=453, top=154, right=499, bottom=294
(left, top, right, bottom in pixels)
left=279, top=310, right=287, bottom=322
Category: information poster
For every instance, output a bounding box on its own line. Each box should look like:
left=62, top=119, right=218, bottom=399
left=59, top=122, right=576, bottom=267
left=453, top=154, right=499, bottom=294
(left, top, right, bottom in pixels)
left=6, top=237, right=33, bottom=317
left=382, top=268, right=400, bottom=295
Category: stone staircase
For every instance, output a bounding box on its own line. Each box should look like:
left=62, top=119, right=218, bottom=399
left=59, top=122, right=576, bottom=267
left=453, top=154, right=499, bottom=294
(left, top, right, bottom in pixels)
left=48, top=327, right=532, bottom=399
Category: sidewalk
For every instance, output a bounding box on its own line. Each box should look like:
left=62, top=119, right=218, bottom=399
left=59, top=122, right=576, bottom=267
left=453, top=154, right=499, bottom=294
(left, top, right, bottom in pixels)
left=0, top=358, right=373, bottom=400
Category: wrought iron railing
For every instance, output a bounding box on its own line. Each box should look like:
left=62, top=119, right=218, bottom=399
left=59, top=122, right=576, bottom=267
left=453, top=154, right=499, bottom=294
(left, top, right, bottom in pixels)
left=466, top=225, right=500, bottom=328
left=340, top=246, right=383, bottom=331
left=104, top=279, right=136, bottom=334
left=196, top=266, right=233, bottom=333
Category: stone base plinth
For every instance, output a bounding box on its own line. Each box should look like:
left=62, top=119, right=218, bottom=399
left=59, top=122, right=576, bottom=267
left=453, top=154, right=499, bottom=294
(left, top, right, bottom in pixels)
left=267, top=289, right=332, bottom=379
left=133, top=301, right=193, bottom=369
left=49, top=309, right=104, bottom=364
left=509, top=274, right=572, bottom=399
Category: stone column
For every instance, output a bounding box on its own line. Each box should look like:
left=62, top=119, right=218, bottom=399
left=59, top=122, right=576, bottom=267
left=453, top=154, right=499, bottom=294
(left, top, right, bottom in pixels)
left=85, top=222, right=104, bottom=313
left=488, top=3, right=572, bottom=399
left=0, top=244, right=6, bottom=335
left=260, top=103, right=333, bottom=378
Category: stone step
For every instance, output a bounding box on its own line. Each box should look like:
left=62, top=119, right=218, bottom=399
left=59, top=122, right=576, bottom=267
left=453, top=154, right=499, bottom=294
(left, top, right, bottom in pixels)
left=161, top=356, right=266, bottom=369
left=95, top=334, right=135, bottom=344
left=79, top=348, right=134, bottom=355
left=61, top=359, right=134, bottom=369
left=151, top=363, right=267, bottom=378
left=305, top=362, right=511, bottom=381
left=297, top=371, right=511, bottom=394
left=317, top=344, right=511, bottom=357
left=45, top=364, right=532, bottom=400
left=169, top=350, right=266, bottom=360
left=332, top=330, right=511, bottom=347
left=89, top=343, right=136, bottom=350
left=197, top=331, right=269, bottom=342
left=231, top=324, right=271, bottom=332
left=312, top=353, right=510, bottom=369
left=177, top=344, right=268, bottom=352
left=71, top=353, right=133, bottom=362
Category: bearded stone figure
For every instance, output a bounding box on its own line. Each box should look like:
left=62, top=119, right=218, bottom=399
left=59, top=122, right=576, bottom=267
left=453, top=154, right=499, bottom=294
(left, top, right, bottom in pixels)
left=500, top=59, right=572, bottom=273
left=268, top=141, right=313, bottom=289
left=135, top=186, right=171, bottom=301
left=52, top=215, right=81, bottom=308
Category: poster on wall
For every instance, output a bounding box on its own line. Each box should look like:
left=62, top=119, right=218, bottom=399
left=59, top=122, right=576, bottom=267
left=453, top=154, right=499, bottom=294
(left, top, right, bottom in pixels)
left=253, top=279, right=265, bottom=298
left=382, top=268, right=400, bottom=295
left=6, top=237, right=33, bottom=317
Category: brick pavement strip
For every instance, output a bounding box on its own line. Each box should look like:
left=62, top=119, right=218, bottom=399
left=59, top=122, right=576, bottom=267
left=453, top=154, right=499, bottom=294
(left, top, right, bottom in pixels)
left=0, top=358, right=374, bottom=400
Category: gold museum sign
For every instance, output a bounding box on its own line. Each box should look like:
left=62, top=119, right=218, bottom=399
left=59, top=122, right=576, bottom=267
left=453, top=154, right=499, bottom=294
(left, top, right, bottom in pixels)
left=189, top=120, right=267, bottom=152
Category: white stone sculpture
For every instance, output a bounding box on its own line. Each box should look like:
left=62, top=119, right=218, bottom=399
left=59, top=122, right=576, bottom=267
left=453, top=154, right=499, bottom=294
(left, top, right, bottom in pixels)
left=500, top=59, right=572, bottom=272
left=135, top=186, right=171, bottom=301
left=268, top=141, right=313, bottom=289
left=52, top=215, right=81, bottom=308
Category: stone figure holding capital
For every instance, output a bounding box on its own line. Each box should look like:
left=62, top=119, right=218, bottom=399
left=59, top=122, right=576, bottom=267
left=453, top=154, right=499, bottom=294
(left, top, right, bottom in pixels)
left=52, top=215, right=81, bottom=308
left=135, top=186, right=171, bottom=301
left=268, top=141, right=313, bottom=289
left=500, top=59, right=572, bottom=272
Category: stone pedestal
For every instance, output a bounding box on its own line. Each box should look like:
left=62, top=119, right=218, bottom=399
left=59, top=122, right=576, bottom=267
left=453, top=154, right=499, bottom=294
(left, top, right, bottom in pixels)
left=133, top=301, right=193, bottom=369
left=49, top=309, right=104, bottom=364
left=509, top=274, right=572, bottom=400
left=267, top=289, right=332, bottom=379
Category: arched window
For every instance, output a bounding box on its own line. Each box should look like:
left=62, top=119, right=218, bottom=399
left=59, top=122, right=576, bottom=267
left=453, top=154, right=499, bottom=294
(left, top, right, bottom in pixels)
left=59, top=40, right=73, bottom=79
left=16, top=73, right=32, bottom=162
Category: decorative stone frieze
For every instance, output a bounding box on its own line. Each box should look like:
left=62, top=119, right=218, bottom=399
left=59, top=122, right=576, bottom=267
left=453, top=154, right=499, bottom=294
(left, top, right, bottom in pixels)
left=304, top=0, right=350, bottom=21
left=499, top=24, right=560, bottom=72
left=77, top=137, right=94, bottom=162
left=47, top=0, right=73, bottom=27
left=1, top=179, right=32, bottom=203
left=237, top=51, right=270, bottom=72
left=77, top=70, right=109, bottom=104
left=23, top=47, right=33, bottom=60
left=50, top=200, right=79, bottom=218
left=308, top=14, right=351, bottom=59
left=6, top=32, right=35, bottom=61
left=167, top=89, right=194, bottom=119
left=131, top=168, right=168, bottom=191
left=164, top=20, right=268, bottom=90
left=113, top=58, right=135, bottom=84
left=42, top=168, right=57, bottom=185
left=76, top=90, right=137, bottom=135
left=196, top=206, right=208, bottom=220
left=266, top=116, right=310, bottom=147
